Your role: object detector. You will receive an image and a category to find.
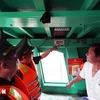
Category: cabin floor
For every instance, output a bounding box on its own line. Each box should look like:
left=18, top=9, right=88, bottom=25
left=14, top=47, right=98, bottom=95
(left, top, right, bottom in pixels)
left=39, top=93, right=81, bottom=100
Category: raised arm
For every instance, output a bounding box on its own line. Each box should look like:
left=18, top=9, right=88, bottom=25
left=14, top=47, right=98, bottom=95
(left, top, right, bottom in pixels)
left=41, top=46, right=58, bottom=59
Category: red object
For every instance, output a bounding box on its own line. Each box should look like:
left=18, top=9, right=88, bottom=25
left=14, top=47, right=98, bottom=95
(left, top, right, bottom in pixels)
left=68, top=58, right=83, bottom=76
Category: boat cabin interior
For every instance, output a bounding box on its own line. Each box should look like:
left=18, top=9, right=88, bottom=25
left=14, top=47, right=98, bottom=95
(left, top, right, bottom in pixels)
left=0, top=0, right=100, bottom=99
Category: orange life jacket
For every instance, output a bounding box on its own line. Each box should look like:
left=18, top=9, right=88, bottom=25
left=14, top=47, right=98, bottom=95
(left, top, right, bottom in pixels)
left=0, top=85, right=29, bottom=100
left=14, top=60, right=41, bottom=100
left=30, top=60, right=37, bottom=73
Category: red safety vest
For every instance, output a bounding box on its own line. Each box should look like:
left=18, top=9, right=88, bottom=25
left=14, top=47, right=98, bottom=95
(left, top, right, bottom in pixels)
left=14, top=60, right=41, bottom=100
left=0, top=85, right=29, bottom=100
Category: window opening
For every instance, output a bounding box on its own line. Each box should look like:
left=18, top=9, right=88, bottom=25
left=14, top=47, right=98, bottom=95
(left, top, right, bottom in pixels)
left=41, top=51, right=68, bottom=83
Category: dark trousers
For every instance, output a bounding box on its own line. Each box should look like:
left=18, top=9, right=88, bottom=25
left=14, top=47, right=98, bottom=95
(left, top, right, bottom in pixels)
left=80, top=97, right=89, bottom=100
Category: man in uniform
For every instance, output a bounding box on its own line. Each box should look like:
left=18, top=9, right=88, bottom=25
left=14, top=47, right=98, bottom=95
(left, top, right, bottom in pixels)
left=14, top=37, right=58, bottom=99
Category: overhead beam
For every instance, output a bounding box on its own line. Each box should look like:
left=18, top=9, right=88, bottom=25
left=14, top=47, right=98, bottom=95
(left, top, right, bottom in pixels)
left=77, top=27, right=94, bottom=38
left=66, top=27, right=77, bottom=38
left=2, top=28, right=19, bottom=38
left=8, top=38, right=100, bottom=47
left=95, top=33, right=100, bottom=38
left=18, top=27, right=34, bottom=38
left=85, top=20, right=100, bottom=27
left=0, top=11, right=100, bottom=27
left=69, top=0, right=99, bottom=38
left=77, top=20, right=100, bottom=38
left=32, top=0, right=45, bottom=10
left=80, top=0, right=100, bottom=10
left=44, top=27, right=52, bottom=37
left=0, top=11, right=100, bottom=18
left=76, top=0, right=100, bottom=38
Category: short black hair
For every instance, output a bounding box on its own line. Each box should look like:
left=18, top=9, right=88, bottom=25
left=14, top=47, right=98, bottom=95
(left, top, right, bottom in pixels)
left=18, top=49, right=32, bottom=61
left=2, top=50, right=16, bottom=61
left=90, top=43, right=100, bottom=57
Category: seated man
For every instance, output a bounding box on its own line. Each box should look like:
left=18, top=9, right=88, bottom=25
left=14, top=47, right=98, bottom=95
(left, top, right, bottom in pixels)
left=0, top=29, right=29, bottom=100
left=0, top=30, right=18, bottom=85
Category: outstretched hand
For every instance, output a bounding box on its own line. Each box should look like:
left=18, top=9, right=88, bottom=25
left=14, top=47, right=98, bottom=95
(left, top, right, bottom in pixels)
left=50, top=45, right=58, bottom=51
left=66, top=82, right=73, bottom=88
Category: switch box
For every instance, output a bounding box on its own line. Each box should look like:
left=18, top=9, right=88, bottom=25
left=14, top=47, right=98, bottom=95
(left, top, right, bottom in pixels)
left=54, top=40, right=64, bottom=46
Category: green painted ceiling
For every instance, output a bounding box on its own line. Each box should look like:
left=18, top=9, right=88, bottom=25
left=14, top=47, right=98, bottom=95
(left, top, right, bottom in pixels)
left=0, top=0, right=100, bottom=39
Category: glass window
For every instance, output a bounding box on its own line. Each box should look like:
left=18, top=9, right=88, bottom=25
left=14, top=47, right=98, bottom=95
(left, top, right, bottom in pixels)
left=41, top=51, right=68, bottom=83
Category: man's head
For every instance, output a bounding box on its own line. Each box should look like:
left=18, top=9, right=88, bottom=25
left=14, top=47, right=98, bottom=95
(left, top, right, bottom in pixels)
left=0, top=50, right=19, bottom=81
left=86, top=43, right=100, bottom=64
left=15, top=37, right=34, bottom=64
left=0, top=29, right=19, bottom=81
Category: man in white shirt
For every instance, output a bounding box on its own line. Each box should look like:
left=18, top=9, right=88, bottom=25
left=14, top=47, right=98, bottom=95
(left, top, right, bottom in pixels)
left=66, top=43, right=100, bottom=100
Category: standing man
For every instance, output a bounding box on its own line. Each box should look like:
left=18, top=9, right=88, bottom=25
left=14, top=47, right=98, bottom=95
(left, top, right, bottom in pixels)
left=66, top=43, right=100, bottom=100
left=14, top=37, right=58, bottom=99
